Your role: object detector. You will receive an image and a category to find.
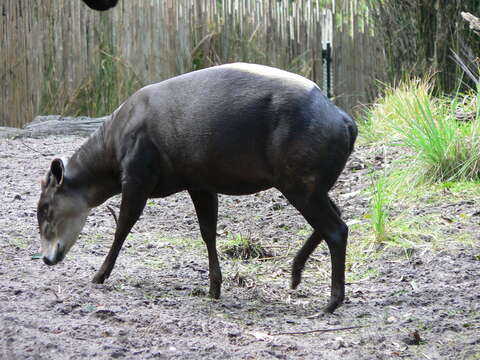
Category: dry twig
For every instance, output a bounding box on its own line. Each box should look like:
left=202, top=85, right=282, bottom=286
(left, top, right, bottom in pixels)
left=272, top=324, right=366, bottom=336
left=19, top=139, right=53, bottom=157
left=461, top=12, right=480, bottom=35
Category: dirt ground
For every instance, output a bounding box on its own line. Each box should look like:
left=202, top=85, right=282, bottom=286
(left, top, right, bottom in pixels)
left=1, top=134, right=479, bottom=359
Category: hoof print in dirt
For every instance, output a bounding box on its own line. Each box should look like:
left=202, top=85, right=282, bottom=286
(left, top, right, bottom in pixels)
left=92, top=309, right=124, bottom=323
left=189, top=287, right=207, bottom=297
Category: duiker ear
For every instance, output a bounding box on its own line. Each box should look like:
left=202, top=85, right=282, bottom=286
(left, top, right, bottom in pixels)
left=50, top=158, right=65, bottom=187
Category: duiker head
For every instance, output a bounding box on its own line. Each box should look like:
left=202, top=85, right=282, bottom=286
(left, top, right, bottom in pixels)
left=37, top=159, right=89, bottom=265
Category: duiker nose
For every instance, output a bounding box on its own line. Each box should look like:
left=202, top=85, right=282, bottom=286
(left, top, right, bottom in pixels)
left=43, top=256, right=55, bottom=266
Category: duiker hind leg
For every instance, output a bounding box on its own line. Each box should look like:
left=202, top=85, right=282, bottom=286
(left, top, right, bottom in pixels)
left=283, top=190, right=348, bottom=313
left=291, top=197, right=343, bottom=289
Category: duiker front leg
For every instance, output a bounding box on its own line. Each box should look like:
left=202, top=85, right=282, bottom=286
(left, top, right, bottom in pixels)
left=92, top=181, right=150, bottom=284
left=188, top=190, right=222, bottom=299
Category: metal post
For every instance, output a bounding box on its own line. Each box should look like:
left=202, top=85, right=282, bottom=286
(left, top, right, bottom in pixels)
left=322, top=42, right=332, bottom=99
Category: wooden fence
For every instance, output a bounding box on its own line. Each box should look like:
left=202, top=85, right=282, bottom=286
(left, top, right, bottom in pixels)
left=1, top=0, right=383, bottom=128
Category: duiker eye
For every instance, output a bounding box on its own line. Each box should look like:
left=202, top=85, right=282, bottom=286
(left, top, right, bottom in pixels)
left=40, top=205, right=51, bottom=222
left=46, top=210, right=53, bottom=222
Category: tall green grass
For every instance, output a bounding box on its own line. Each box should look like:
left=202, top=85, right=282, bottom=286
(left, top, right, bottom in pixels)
left=361, top=77, right=480, bottom=182
left=395, top=89, right=480, bottom=181
left=370, top=173, right=389, bottom=244
left=359, top=79, right=433, bottom=143
left=352, top=75, right=480, bottom=265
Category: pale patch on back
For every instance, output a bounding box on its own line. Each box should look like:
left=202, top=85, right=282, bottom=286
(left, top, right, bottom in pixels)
left=221, top=63, right=317, bottom=91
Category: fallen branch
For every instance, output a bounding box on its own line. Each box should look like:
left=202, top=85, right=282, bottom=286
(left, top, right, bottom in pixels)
left=272, top=325, right=366, bottom=336
left=461, top=12, right=480, bottom=35
left=25, top=115, right=108, bottom=137
left=450, top=50, right=479, bottom=84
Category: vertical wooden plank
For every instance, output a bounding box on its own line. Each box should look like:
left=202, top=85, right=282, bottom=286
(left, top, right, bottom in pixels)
left=1, top=0, right=385, bottom=127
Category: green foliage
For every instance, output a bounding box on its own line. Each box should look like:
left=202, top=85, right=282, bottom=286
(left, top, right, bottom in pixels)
left=353, top=74, right=480, bottom=270
left=359, top=79, right=430, bottom=143
left=369, top=173, right=389, bottom=244
left=360, top=77, right=480, bottom=182
left=398, top=93, right=480, bottom=182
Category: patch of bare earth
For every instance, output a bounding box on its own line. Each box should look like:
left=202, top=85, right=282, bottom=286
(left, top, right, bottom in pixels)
left=1, top=135, right=479, bottom=359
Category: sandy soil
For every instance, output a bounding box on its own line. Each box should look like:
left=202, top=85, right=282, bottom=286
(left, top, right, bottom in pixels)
left=1, top=135, right=479, bottom=359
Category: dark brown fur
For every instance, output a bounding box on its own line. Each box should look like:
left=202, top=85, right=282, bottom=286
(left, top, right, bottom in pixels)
left=38, top=64, right=357, bottom=313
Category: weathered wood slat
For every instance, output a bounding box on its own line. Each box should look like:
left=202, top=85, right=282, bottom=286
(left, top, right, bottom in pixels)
left=25, top=115, right=108, bottom=136
left=0, top=115, right=106, bottom=138
left=2, top=0, right=382, bottom=128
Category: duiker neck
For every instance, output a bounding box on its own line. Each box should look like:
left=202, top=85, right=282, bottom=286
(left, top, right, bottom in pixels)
left=66, top=121, right=121, bottom=207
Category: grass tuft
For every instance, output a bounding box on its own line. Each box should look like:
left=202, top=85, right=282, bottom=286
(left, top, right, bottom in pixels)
left=360, top=77, right=480, bottom=183
left=220, top=234, right=272, bottom=260
left=370, top=173, right=389, bottom=244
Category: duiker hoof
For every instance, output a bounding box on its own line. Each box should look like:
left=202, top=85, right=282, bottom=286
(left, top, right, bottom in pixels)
left=92, top=273, right=107, bottom=284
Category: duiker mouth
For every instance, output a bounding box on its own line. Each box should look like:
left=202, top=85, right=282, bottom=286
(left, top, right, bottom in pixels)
left=42, top=244, right=65, bottom=266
